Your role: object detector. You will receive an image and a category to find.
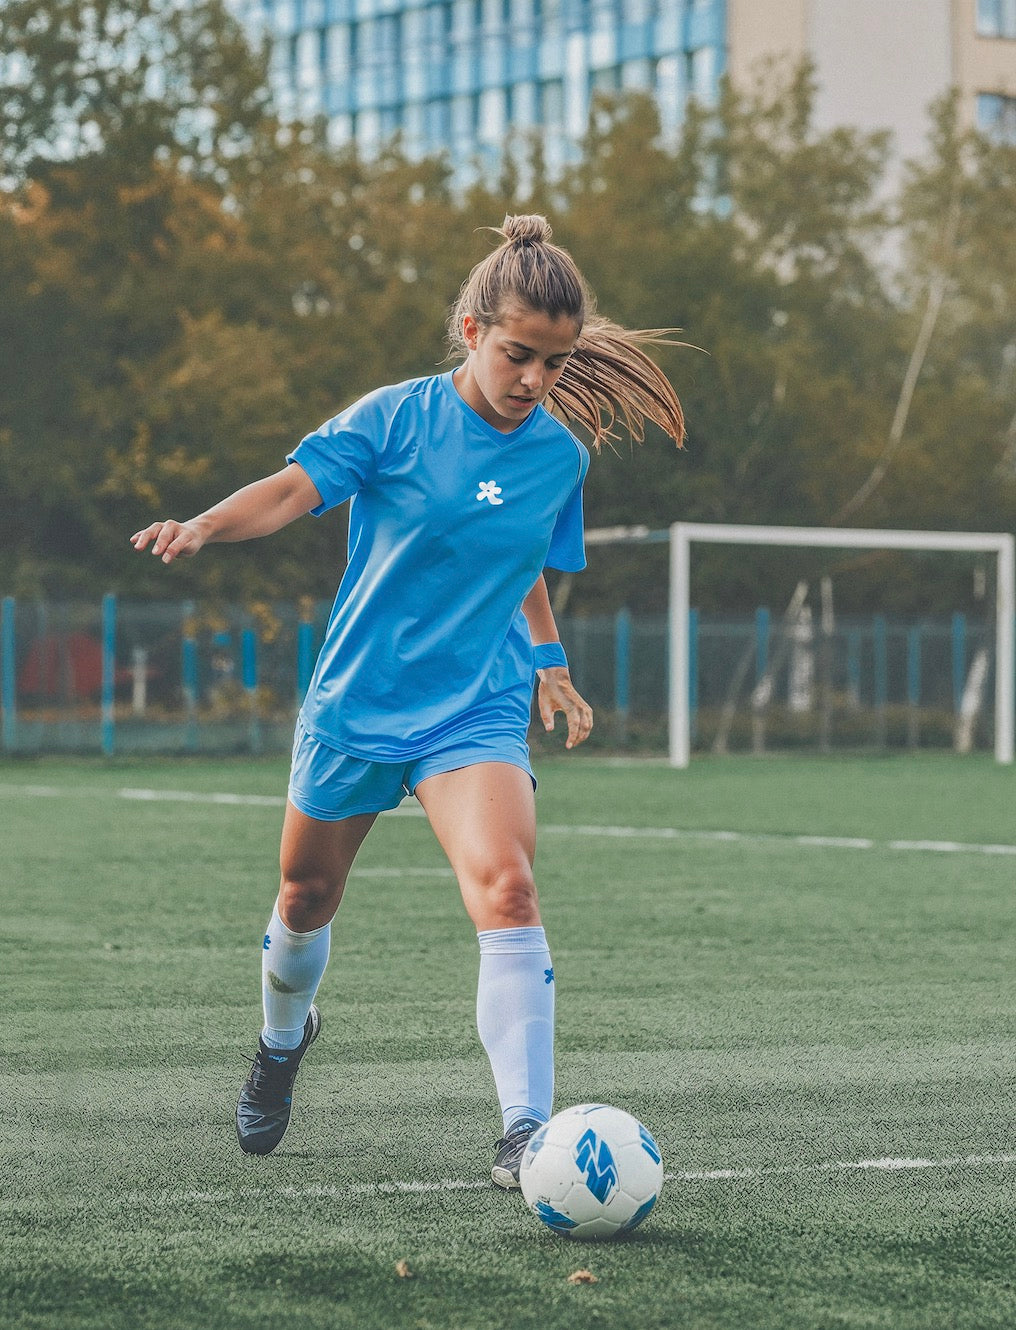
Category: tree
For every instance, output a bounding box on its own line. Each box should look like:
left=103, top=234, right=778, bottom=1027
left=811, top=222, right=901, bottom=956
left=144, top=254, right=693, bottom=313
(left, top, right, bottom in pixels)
left=0, top=0, right=270, bottom=184
left=3, top=30, right=1014, bottom=615
left=548, top=78, right=898, bottom=611
left=833, top=94, right=1016, bottom=532
left=0, top=0, right=481, bottom=599
left=0, top=0, right=287, bottom=595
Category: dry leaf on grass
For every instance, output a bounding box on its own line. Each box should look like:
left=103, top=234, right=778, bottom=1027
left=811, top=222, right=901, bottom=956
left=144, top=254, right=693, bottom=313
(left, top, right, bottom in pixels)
left=394, top=1259, right=414, bottom=1279
left=567, top=1269, right=598, bottom=1284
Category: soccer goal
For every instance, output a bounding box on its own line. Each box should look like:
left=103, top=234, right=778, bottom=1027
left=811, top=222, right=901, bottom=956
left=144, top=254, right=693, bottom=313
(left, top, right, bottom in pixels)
left=668, top=523, right=1015, bottom=768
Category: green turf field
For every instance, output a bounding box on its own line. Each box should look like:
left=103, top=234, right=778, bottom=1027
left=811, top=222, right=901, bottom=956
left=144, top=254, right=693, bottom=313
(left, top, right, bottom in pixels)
left=4, top=753, right=1015, bottom=1329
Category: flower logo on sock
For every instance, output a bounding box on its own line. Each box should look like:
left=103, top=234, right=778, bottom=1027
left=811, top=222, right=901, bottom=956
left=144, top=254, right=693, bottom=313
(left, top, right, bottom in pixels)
left=544, top=967, right=555, bottom=984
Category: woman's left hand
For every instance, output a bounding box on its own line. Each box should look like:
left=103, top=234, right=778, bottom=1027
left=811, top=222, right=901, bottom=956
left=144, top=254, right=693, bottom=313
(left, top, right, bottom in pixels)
left=537, top=667, right=594, bottom=750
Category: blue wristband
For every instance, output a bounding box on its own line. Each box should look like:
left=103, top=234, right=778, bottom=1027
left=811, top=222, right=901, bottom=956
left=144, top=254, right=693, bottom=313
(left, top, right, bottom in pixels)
left=533, top=641, right=568, bottom=671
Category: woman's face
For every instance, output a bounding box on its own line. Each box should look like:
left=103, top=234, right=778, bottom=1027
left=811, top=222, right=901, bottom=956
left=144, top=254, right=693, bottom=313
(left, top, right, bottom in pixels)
left=454, top=303, right=580, bottom=433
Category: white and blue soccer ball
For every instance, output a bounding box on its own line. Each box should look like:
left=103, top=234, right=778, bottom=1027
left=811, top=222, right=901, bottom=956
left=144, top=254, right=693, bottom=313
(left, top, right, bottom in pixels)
left=519, top=1104, right=664, bottom=1240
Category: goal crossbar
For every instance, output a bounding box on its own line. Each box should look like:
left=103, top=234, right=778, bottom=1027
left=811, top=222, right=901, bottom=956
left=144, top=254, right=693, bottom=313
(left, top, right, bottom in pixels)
left=668, top=522, right=1016, bottom=767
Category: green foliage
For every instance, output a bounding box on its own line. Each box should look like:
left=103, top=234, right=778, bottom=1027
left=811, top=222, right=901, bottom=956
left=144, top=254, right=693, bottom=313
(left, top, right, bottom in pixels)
left=1, top=6, right=1014, bottom=609
left=0, top=0, right=270, bottom=180
left=896, top=94, right=1016, bottom=481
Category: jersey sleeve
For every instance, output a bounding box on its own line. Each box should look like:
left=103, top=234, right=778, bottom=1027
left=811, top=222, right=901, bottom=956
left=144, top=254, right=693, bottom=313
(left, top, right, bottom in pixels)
left=286, top=391, right=389, bottom=516
left=544, top=442, right=590, bottom=573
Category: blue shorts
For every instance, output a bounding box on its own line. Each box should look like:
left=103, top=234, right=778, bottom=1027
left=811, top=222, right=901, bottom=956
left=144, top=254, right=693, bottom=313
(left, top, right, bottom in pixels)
left=287, top=718, right=536, bottom=821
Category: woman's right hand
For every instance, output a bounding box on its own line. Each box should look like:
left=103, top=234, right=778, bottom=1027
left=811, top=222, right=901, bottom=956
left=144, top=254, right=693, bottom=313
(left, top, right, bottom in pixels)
left=129, top=465, right=322, bottom=564
left=130, top=519, right=206, bottom=564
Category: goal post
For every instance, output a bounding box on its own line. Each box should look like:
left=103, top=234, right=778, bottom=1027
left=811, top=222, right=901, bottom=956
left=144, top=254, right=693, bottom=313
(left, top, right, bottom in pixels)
left=668, top=523, right=1016, bottom=767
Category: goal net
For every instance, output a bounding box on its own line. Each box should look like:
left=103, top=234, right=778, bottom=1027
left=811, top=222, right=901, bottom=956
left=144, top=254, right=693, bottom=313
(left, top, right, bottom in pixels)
left=667, top=523, right=1015, bottom=768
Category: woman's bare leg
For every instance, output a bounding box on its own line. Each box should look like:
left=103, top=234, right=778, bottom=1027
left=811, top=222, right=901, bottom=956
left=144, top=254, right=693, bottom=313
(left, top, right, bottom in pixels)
left=277, top=802, right=378, bottom=930
left=416, top=762, right=554, bottom=1185
left=236, top=803, right=376, bottom=1155
left=414, top=761, right=539, bottom=930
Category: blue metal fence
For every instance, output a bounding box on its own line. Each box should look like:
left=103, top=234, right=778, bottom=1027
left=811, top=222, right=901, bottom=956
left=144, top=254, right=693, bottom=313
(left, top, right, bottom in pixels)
left=0, top=595, right=1002, bottom=755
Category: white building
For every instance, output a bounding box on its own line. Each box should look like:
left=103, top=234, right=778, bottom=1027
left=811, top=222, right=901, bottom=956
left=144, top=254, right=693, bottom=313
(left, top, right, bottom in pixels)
left=728, top=0, right=1016, bottom=165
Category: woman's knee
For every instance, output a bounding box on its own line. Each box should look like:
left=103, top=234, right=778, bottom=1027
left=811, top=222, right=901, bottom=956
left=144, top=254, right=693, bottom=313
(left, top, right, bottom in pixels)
left=278, top=872, right=344, bottom=930
left=277, top=807, right=375, bottom=930
left=464, top=861, right=540, bottom=929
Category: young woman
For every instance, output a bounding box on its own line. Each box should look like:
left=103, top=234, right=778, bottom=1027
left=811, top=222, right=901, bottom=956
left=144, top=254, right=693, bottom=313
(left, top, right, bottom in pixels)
left=131, top=215, right=684, bottom=1188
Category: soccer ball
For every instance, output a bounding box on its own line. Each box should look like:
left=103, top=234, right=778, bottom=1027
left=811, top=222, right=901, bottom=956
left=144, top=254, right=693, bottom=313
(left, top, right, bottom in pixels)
left=519, top=1104, right=664, bottom=1240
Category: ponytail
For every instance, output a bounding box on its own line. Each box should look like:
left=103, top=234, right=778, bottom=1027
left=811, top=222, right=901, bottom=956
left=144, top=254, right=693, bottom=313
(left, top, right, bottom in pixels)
left=451, top=214, right=686, bottom=451
left=552, top=318, right=686, bottom=450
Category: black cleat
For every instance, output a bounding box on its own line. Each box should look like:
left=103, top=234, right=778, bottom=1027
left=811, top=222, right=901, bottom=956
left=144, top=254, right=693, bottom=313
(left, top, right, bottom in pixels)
left=236, top=1005, right=321, bottom=1155
left=491, top=1118, right=542, bottom=1190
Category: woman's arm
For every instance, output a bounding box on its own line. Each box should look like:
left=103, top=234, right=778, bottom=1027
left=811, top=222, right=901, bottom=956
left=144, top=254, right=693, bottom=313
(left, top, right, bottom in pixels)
left=520, top=574, right=560, bottom=649
left=130, top=463, right=323, bottom=564
left=521, top=576, right=593, bottom=750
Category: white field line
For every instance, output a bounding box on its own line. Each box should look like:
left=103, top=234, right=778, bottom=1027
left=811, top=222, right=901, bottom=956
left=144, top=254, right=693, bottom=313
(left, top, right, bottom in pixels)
left=0, top=782, right=423, bottom=816
left=669, top=1151, right=1016, bottom=1182
left=124, top=1151, right=1016, bottom=1209
left=3, top=782, right=1016, bottom=857
left=543, top=824, right=1016, bottom=857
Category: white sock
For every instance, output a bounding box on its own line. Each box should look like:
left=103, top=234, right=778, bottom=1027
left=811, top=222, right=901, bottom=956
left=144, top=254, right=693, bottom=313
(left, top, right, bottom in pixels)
left=260, top=902, right=330, bottom=1049
left=476, top=926, right=555, bottom=1133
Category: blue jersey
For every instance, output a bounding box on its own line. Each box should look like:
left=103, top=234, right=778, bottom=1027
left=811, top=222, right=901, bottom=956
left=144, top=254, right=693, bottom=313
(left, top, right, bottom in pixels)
left=288, top=371, right=589, bottom=760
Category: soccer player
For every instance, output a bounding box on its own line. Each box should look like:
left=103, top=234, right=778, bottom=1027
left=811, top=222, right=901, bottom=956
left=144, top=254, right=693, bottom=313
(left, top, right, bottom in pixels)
left=131, top=215, right=684, bottom=1188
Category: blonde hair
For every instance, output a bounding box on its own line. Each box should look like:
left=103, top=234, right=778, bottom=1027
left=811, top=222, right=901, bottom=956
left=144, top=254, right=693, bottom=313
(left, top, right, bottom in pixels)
left=449, top=214, right=685, bottom=450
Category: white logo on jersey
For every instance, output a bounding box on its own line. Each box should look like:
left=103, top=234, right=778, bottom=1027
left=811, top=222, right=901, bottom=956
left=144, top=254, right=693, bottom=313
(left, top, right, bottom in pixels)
left=476, top=480, right=504, bottom=506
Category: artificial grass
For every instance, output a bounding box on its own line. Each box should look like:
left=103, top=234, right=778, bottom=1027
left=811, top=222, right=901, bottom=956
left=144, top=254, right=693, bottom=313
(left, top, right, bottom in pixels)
left=3, top=754, right=1015, bottom=1329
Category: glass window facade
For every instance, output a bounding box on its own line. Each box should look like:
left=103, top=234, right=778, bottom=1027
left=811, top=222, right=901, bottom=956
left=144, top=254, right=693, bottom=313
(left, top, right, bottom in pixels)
left=977, top=0, right=1016, bottom=39
left=977, top=91, right=1016, bottom=141
left=231, top=0, right=726, bottom=175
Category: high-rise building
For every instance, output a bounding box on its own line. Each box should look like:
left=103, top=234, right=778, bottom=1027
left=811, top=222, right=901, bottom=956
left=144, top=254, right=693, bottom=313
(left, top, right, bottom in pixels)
left=232, top=0, right=1016, bottom=177
left=232, top=0, right=726, bottom=175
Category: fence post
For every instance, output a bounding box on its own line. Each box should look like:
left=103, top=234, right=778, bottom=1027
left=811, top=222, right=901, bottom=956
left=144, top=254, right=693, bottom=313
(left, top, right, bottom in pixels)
left=818, top=577, right=835, bottom=753
left=907, top=624, right=922, bottom=748
left=951, top=612, right=966, bottom=715
left=101, top=593, right=116, bottom=757
left=754, top=606, right=770, bottom=684
left=1, top=596, right=16, bottom=754
left=297, top=601, right=316, bottom=705
left=846, top=630, right=861, bottom=707
left=242, top=625, right=261, bottom=753
left=570, top=617, right=588, bottom=696
left=131, top=646, right=149, bottom=715
left=614, top=607, right=631, bottom=746
left=873, top=614, right=888, bottom=748
left=181, top=602, right=198, bottom=751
